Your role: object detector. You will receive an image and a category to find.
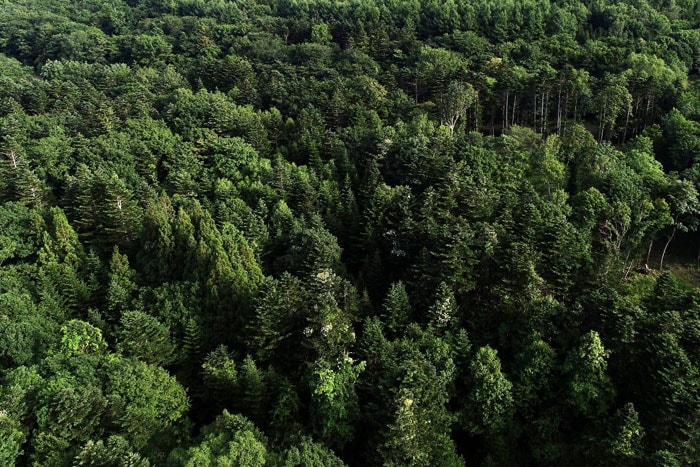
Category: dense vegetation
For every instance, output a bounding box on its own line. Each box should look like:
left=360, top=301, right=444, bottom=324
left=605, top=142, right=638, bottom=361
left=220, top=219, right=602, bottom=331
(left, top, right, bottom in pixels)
left=2, top=0, right=700, bottom=465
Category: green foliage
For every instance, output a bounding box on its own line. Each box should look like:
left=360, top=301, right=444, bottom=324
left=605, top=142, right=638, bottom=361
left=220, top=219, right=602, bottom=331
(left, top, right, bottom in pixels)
left=117, top=310, right=176, bottom=366
left=0, top=414, right=26, bottom=466
left=107, top=246, right=137, bottom=313
left=464, top=346, right=514, bottom=435
left=57, top=320, right=107, bottom=358
left=382, top=281, right=411, bottom=337
left=309, top=357, right=365, bottom=449
left=270, top=437, right=345, bottom=467
left=0, top=202, right=38, bottom=266
left=76, top=435, right=150, bottom=467
left=169, top=410, right=266, bottom=467
left=564, top=331, right=615, bottom=417
left=1, top=0, right=700, bottom=464
left=103, top=358, right=189, bottom=450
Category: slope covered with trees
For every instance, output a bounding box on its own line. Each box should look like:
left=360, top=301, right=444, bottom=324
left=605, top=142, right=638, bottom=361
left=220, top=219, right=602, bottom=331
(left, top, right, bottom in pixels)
left=2, top=0, right=700, bottom=465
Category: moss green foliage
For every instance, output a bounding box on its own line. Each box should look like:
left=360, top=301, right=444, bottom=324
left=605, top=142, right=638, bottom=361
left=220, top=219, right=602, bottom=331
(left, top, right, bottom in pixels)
left=2, top=0, right=700, bottom=465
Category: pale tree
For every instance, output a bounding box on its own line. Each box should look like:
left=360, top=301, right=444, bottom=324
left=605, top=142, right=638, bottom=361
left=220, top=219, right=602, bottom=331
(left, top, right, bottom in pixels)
left=437, top=81, right=477, bottom=136
left=597, top=74, right=632, bottom=142
left=659, top=176, right=700, bottom=271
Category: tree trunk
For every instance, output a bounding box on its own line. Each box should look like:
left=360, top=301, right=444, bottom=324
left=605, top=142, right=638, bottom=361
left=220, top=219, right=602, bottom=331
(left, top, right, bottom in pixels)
left=660, top=227, right=676, bottom=272
left=542, top=90, right=548, bottom=134
left=557, top=86, right=562, bottom=136
left=646, top=239, right=654, bottom=266
left=644, top=94, right=652, bottom=129
left=475, top=91, right=480, bottom=132
left=533, top=91, right=537, bottom=132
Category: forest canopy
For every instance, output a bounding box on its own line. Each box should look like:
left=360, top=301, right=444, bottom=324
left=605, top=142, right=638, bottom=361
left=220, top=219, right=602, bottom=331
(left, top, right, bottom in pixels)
left=2, top=0, right=700, bottom=465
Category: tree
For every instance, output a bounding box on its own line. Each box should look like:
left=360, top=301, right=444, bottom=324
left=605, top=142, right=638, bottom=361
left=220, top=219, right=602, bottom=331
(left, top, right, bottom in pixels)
left=66, top=165, right=142, bottom=250
left=428, top=282, right=458, bottom=332
left=0, top=202, right=39, bottom=266
left=607, top=403, right=644, bottom=464
left=659, top=109, right=700, bottom=171
left=564, top=331, right=614, bottom=417
left=57, top=320, right=107, bottom=358
left=381, top=386, right=463, bottom=467
left=103, top=358, right=189, bottom=451
left=659, top=176, right=700, bottom=271
left=597, top=74, right=633, bottom=142
left=117, top=311, right=176, bottom=366
left=76, top=435, right=150, bottom=467
left=309, top=356, right=365, bottom=449
left=168, top=411, right=267, bottom=467
left=464, top=346, right=514, bottom=435
left=0, top=414, right=26, bottom=466
left=437, top=81, right=476, bottom=136
left=107, top=246, right=137, bottom=313
left=382, top=281, right=412, bottom=337
left=270, top=437, right=346, bottom=467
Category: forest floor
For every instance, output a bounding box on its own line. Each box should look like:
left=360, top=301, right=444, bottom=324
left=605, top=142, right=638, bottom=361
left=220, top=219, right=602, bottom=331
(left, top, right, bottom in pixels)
left=649, top=232, right=700, bottom=288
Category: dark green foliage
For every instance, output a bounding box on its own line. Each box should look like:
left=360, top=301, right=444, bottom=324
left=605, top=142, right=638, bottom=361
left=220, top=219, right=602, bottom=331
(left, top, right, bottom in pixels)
left=2, top=0, right=700, bottom=465
left=117, top=310, right=176, bottom=366
left=0, top=414, right=26, bottom=466
left=103, top=357, right=189, bottom=451
left=167, top=410, right=267, bottom=467
left=76, top=435, right=150, bottom=467
left=270, top=437, right=346, bottom=467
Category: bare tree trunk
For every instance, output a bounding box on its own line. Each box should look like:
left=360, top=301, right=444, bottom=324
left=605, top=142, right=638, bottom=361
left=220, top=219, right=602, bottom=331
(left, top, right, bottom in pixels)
left=475, top=91, right=480, bottom=132
left=660, top=227, right=677, bottom=272
left=563, top=92, right=569, bottom=136
left=533, top=91, right=537, bottom=132
left=644, top=95, right=652, bottom=129
left=622, top=104, right=631, bottom=143
left=557, top=86, right=563, bottom=136
left=512, top=95, right=517, bottom=127
left=543, top=90, right=548, bottom=134
left=646, top=239, right=654, bottom=266
left=504, top=91, right=509, bottom=130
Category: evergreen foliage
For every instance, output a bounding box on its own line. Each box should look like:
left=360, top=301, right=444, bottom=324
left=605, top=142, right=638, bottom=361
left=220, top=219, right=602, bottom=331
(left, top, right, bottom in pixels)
left=2, top=0, right=700, bottom=464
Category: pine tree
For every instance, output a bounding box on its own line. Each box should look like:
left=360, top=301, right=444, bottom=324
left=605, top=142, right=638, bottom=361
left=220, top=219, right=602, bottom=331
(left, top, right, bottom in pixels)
left=463, top=346, right=514, bottom=435
left=106, top=246, right=137, bottom=314
left=382, top=281, right=412, bottom=337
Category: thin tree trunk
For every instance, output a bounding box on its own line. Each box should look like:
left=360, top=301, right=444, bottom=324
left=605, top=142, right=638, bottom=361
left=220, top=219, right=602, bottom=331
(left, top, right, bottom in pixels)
left=474, top=104, right=478, bottom=132
left=563, top=92, right=569, bottom=136
left=504, top=92, right=513, bottom=129
left=543, top=90, right=548, bottom=134
left=646, top=239, right=654, bottom=266
left=622, top=104, right=631, bottom=143
left=660, top=227, right=677, bottom=272
left=533, top=91, right=537, bottom=132
left=644, top=95, right=652, bottom=129
left=557, top=86, right=563, bottom=136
